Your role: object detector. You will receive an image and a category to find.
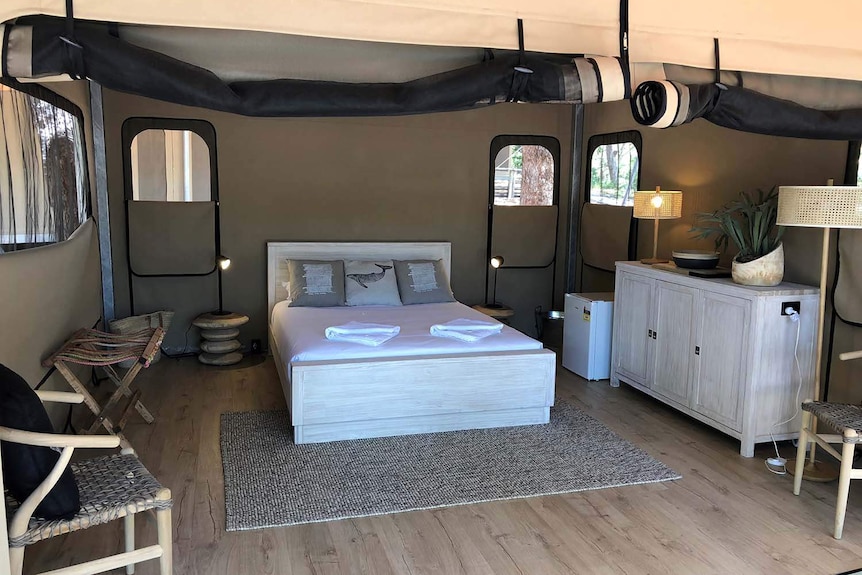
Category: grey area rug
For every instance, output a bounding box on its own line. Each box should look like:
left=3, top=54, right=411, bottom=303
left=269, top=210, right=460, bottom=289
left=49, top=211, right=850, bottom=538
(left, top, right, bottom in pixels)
left=220, top=400, right=680, bottom=531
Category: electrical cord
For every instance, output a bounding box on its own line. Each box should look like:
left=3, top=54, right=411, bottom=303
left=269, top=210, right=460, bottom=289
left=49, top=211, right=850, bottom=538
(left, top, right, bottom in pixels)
left=766, top=307, right=802, bottom=475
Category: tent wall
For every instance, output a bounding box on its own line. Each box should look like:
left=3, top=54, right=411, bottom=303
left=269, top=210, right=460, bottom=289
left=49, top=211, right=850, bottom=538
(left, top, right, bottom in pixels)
left=579, top=99, right=860, bottom=402
left=0, top=79, right=99, bottom=424
left=102, top=90, right=572, bottom=340
left=5, top=1, right=862, bottom=82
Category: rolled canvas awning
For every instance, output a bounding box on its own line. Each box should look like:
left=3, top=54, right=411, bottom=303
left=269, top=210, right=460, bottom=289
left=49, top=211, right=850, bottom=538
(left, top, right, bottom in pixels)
left=631, top=81, right=862, bottom=140
left=1, top=18, right=631, bottom=116
left=4, top=0, right=862, bottom=82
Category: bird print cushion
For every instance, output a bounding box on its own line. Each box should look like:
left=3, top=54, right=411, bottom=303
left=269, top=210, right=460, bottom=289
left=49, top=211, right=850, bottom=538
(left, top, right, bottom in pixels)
left=286, top=259, right=345, bottom=307
left=344, top=260, right=403, bottom=306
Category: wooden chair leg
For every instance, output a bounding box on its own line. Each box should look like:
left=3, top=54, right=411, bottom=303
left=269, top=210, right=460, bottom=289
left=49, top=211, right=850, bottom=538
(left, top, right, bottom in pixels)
left=156, top=507, right=172, bottom=575
left=835, top=432, right=858, bottom=539
left=793, top=408, right=812, bottom=496
left=125, top=513, right=136, bottom=574
left=9, top=546, right=24, bottom=575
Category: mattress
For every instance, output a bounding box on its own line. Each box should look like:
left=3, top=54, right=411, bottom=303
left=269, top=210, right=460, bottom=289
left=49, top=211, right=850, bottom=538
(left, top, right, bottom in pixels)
left=271, top=301, right=543, bottom=366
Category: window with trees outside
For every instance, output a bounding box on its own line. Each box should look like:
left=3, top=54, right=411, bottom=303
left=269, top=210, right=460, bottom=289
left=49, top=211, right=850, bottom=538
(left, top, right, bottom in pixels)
left=587, top=131, right=642, bottom=207
left=0, top=82, right=89, bottom=252
left=493, top=144, right=555, bottom=206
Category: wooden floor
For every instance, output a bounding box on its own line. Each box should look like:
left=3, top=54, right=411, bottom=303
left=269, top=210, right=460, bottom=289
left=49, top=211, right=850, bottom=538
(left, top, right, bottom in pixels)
left=23, top=355, right=862, bottom=575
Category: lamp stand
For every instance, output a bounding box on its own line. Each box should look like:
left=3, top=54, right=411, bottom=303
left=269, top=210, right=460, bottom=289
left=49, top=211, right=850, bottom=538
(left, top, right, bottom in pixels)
left=212, top=266, right=232, bottom=316
left=640, top=217, right=668, bottom=265
left=485, top=267, right=503, bottom=309
left=787, top=226, right=839, bottom=482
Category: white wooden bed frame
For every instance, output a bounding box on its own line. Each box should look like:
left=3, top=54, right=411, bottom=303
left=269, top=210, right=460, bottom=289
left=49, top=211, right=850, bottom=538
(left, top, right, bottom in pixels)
left=267, top=241, right=556, bottom=444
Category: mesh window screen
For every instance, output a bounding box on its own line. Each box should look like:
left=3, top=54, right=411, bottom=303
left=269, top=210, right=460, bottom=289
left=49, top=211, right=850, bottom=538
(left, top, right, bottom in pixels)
left=0, top=82, right=89, bottom=252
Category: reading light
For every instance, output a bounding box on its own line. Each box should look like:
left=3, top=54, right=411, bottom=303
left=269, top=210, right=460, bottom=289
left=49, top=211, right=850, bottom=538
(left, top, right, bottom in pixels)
left=491, top=256, right=504, bottom=269
left=214, top=254, right=232, bottom=315
left=218, top=255, right=231, bottom=270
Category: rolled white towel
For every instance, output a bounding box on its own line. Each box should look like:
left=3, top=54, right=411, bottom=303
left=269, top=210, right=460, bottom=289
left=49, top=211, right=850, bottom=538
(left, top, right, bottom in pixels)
left=430, top=318, right=503, bottom=342
left=325, top=322, right=400, bottom=346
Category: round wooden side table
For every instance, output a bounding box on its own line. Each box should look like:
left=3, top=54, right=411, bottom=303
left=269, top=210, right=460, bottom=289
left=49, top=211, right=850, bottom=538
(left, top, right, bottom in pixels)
left=193, top=312, right=249, bottom=366
left=471, top=304, right=515, bottom=323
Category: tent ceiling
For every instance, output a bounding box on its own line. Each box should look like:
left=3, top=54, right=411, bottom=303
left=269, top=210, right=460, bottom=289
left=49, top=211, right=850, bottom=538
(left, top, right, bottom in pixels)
left=4, top=0, right=862, bottom=82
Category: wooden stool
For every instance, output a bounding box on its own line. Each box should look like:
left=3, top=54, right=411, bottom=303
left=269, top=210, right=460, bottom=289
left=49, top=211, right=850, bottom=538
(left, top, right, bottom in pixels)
left=793, top=400, right=862, bottom=539
left=193, top=312, right=249, bottom=366
left=43, top=327, right=165, bottom=452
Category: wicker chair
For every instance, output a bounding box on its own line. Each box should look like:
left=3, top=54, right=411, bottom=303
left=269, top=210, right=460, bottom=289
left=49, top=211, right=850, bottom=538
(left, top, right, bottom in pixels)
left=793, top=348, right=862, bottom=539
left=1, top=390, right=172, bottom=575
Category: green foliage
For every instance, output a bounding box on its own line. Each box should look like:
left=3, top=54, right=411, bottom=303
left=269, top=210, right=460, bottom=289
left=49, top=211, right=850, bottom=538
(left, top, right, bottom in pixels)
left=690, top=188, right=785, bottom=263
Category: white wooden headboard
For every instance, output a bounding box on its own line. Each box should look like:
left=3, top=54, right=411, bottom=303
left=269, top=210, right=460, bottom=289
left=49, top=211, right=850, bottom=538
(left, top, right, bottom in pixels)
left=266, top=242, right=452, bottom=322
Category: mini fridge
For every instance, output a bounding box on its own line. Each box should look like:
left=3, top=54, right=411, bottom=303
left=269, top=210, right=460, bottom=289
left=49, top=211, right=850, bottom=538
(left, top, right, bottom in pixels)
left=563, top=292, right=614, bottom=380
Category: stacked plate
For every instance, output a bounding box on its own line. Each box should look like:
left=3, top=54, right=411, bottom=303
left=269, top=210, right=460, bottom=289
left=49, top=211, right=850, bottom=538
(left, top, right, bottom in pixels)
left=672, top=250, right=720, bottom=269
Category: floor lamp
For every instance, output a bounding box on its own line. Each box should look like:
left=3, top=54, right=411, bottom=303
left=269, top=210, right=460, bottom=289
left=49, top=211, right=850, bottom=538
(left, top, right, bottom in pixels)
left=778, top=182, right=862, bottom=481
left=633, top=187, right=683, bottom=264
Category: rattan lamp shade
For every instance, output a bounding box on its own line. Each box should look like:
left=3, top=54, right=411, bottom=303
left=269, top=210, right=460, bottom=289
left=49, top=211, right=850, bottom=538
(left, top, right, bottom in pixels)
left=777, top=186, right=862, bottom=228
left=633, top=189, right=683, bottom=220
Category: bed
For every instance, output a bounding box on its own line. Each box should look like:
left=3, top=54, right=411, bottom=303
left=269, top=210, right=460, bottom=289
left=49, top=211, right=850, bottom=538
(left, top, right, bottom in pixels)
left=267, top=241, right=556, bottom=444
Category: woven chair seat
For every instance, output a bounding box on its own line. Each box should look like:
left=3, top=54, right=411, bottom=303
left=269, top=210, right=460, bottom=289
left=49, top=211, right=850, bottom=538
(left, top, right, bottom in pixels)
left=802, top=401, right=862, bottom=442
left=7, top=453, right=172, bottom=548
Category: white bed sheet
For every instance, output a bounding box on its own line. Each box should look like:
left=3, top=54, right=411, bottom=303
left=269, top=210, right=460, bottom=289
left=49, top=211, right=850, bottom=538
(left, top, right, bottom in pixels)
left=271, top=301, right=543, bottom=365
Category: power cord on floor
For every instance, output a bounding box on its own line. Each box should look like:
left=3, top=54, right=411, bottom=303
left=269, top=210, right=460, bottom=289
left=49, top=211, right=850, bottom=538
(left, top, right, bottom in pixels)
left=766, top=307, right=803, bottom=475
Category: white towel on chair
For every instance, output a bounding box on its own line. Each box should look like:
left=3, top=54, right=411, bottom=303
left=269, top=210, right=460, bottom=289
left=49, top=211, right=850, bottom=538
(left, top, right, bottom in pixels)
left=430, top=318, right=503, bottom=342
left=325, top=322, right=400, bottom=346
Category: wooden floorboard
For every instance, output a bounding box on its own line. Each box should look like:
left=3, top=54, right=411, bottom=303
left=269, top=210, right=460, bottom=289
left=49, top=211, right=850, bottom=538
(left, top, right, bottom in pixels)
left=22, top=355, right=862, bottom=575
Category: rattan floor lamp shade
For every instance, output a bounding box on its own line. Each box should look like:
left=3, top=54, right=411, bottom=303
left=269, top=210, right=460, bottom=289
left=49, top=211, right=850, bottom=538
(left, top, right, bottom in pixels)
left=777, top=184, right=862, bottom=481
left=633, top=187, right=683, bottom=264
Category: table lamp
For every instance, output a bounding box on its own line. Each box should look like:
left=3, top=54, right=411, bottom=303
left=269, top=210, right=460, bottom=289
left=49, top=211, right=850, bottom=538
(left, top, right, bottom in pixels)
left=778, top=181, right=862, bottom=481
left=486, top=255, right=505, bottom=309
left=633, top=186, right=683, bottom=264
left=215, top=254, right=231, bottom=315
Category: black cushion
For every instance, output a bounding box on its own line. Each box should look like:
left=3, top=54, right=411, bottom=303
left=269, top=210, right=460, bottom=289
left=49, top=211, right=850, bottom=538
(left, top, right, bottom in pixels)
left=0, top=363, right=80, bottom=519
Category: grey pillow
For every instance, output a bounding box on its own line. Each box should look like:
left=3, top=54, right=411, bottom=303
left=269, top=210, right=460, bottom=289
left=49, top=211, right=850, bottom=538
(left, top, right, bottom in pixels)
left=344, top=260, right=403, bottom=306
left=287, top=259, right=345, bottom=307
left=393, top=259, right=455, bottom=305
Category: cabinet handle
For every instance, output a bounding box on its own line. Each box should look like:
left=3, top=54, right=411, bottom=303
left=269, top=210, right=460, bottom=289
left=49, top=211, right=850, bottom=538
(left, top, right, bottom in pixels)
left=652, top=330, right=657, bottom=340
left=648, top=329, right=653, bottom=339
left=695, top=345, right=700, bottom=356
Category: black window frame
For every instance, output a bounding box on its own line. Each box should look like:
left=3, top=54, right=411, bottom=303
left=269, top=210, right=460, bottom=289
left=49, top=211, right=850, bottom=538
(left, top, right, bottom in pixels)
left=585, top=130, right=643, bottom=207
left=0, top=78, right=92, bottom=250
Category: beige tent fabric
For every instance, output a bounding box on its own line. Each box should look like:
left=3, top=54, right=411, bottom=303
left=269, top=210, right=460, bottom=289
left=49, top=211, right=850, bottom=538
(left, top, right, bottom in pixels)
left=579, top=203, right=632, bottom=272
left=5, top=0, right=862, bottom=82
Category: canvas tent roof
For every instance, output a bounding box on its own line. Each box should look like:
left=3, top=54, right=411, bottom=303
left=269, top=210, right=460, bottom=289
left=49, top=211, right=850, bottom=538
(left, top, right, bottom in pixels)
left=3, top=0, right=862, bottom=83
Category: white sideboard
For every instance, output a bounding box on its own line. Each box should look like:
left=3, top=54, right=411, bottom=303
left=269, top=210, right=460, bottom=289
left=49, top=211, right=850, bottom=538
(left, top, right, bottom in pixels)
left=610, top=262, right=819, bottom=457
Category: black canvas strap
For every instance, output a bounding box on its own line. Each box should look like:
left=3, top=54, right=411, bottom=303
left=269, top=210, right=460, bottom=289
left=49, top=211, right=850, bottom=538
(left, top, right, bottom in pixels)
left=59, top=0, right=86, bottom=80
left=508, top=19, right=533, bottom=102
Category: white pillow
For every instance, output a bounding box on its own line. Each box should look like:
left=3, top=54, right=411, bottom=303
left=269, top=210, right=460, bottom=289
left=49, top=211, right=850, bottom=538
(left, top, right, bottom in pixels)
left=344, top=260, right=403, bottom=306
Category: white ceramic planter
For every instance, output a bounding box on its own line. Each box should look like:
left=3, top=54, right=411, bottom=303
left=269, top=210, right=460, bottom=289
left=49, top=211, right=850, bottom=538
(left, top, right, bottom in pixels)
left=731, top=243, right=784, bottom=287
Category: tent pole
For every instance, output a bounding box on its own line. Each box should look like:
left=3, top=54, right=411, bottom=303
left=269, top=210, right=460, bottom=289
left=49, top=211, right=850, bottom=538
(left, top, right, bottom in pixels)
left=89, top=81, right=115, bottom=323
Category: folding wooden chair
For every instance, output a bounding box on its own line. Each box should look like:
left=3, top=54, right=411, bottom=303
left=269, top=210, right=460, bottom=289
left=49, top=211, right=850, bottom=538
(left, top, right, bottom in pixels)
left=43, top=328, right=165, bottom=452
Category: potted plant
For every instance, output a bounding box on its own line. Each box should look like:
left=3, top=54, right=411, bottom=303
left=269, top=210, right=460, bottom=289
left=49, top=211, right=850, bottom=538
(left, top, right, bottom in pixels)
left=691, top=188, right=786, bottom=286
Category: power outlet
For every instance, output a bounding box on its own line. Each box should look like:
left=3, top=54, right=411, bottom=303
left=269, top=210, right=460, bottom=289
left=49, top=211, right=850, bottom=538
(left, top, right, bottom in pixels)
left=781, top=301, right=801, bottom=316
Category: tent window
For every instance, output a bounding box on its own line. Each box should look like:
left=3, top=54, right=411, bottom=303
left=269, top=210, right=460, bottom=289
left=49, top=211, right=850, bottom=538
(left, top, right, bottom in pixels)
left=131, top=129, right=211, bottom=201
left=586, top=131, right=642, bottom=207
left=0, top=82, right=90, bottom=252
left=493, top=144, right=555, bottom=206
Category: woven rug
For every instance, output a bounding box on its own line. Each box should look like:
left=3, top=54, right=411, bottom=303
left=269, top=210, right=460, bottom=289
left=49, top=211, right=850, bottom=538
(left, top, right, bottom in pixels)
left=220, top=400, right=680, bottom=530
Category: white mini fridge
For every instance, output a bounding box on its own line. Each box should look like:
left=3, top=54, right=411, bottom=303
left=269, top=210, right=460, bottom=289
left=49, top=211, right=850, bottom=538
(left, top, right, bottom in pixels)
left=563, top=293, right=614, bottom=380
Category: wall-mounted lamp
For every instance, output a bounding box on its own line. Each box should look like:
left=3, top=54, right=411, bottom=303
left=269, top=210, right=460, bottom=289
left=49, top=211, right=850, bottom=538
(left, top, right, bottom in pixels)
left=215, top=254, right=232, bottom=315
left=486, top=255, right=505, bottom=309
left=633, top=186, right=683, bottom=264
